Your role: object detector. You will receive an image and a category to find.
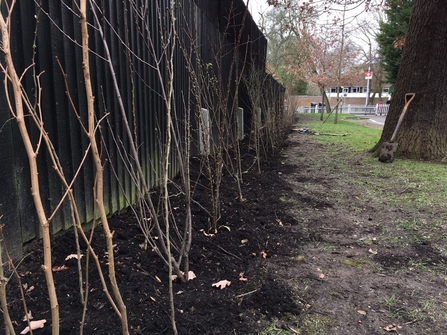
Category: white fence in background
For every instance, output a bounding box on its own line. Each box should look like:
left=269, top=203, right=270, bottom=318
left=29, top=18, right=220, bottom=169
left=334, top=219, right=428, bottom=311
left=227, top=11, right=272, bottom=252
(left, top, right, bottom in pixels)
left=296, top=104, right=390, bottom=116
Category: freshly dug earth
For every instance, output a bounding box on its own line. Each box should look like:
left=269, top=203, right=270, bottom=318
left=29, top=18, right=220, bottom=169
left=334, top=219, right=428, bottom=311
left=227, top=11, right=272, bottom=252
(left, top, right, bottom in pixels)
left=6, top=116, right=447, bottom=334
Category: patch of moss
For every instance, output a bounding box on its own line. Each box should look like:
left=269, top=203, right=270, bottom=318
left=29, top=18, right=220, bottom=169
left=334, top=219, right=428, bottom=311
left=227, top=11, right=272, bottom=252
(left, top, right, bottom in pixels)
left=291, top=255, right=306, bottom=263
left=343, top=258, right=365, bottom=269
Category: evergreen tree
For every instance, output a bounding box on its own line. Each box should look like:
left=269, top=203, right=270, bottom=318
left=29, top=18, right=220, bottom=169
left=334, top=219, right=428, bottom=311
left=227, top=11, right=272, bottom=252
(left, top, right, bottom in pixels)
left=376, top=0, right=414, bottom=89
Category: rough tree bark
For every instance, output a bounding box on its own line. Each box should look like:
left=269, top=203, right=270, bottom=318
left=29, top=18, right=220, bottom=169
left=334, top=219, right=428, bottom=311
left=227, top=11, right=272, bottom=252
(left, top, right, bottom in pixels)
left=372, top=0, right=447, bottom=161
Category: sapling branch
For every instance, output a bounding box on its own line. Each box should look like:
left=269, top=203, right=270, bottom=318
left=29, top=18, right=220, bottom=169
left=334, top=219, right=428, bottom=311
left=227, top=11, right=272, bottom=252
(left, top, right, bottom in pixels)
left=0, top=4, right=60, bottom=333
left=79, top=1, right=129, bottom=333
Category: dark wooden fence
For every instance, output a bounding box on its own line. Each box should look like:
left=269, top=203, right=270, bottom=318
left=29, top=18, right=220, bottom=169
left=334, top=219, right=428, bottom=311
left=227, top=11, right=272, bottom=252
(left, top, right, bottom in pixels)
left=0, top=0, right=285, bottom=258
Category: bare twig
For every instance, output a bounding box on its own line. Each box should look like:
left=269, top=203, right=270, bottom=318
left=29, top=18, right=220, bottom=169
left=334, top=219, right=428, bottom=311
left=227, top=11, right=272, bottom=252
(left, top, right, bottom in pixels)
left=235, top=288, right=260, bottom=299
left=217, top=245, right=243, bottom=262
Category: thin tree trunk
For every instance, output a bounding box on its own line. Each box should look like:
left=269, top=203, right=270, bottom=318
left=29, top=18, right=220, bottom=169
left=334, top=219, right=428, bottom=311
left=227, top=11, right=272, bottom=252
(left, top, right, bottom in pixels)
left=79, top=2, right=129, bottom=334
left=0, top=10, right=60, bottom=335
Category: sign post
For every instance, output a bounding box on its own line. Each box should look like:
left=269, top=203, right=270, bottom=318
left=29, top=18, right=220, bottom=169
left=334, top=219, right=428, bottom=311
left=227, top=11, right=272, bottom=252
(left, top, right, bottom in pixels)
left=365, top=70, right=373, bottom=106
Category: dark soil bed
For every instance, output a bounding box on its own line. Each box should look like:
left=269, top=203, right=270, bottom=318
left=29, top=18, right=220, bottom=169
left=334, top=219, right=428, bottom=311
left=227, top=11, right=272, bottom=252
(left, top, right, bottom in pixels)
left=5, top=116, right=447, bottom=334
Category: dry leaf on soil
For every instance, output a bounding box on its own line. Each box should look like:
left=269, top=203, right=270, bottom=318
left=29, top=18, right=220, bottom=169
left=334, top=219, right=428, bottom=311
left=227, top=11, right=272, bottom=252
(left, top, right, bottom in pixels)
left=384, top=324, right=402, bottom=332
left=65, top=253, right=83, bottom=261
left=187, top=271, right=196, bottom=280
left=22, top=310, right=33, bottom=321
left=171, top=270, right=196, bottom=281
left=212, top=280, right=231, bottom=289
left=52, top=265, right=69, bottom=272
left=357, top=310, right=366, bottom=316
left=20, top=319, right=46, bottom=334
left=199, top=229, right=215, bottom=237
left=239, top=272, right=248, bottom=282
left=368, top=248, right=378, bottom=255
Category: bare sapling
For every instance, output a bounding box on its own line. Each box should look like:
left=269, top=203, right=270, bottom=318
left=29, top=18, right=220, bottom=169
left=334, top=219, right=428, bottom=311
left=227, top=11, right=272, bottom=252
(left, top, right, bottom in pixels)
left=0, top=4, right=60, bottom=333
left=89, top=0, right=193, bottom=279
left=79, top=1, right=129, bottom=334
left=88, top=1, right=194, bottom=331
left=54, top=57, right=129, bottom=334
left=222, top=27, right=250, bottom=201
left=180, top=1, right=251, bottom=230
left=263, top=77, right=289, bottom=153
left=0, top=219, right=15, bottom=335
left=5, top=1, right=126, bottom=330
left=244, top=65, right=266, bottom=173
left=0, top=225, right=37, bottom=335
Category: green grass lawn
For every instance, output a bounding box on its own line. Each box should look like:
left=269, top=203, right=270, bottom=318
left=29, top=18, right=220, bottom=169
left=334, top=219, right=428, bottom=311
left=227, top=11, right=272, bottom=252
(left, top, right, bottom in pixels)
left=295, top=111, right=447, bottom=217
left=296, top=113, right=381, bottom=151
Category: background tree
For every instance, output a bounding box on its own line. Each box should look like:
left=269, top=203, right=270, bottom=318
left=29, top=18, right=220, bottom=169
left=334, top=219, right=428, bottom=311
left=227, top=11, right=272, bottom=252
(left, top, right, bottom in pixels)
left=260, top=4, right=310, bottom=94
left=373, top=0, right=447, bottom=160
left=353, top=14, right=387, bottom=104
left=376, top=0, right=415, bottom=92
left=283, top=17, right=361, bottom=117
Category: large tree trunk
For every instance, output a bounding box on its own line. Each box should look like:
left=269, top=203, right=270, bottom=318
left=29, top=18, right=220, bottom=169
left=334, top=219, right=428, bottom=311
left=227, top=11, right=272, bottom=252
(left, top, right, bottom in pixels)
left=372, top=0, right=447, bottom=160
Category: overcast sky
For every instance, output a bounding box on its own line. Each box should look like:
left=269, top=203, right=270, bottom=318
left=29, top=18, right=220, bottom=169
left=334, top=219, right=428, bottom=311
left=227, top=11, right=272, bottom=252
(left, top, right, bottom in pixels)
left=245, top=0, right=271, bottom=24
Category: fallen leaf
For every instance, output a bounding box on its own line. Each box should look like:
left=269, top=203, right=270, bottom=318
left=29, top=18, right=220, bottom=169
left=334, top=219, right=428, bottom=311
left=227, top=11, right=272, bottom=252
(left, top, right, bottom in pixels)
left=212, top=280, right=231, bottom=289
left=187, top=271, right=196, bottom=280
left=172, top=271, right=196, bottom=281
left=357, top=310, right=366, bottom=315
left=239, top=272, right=248, bottom=282
left=20, top=319, right=46, bottom=334
left=22, top=310, right=33, bottom=321
left=384, top=324, right=402, bottom=332
left=52, top=265, right=68, bottom=272
left=200, top=229, right=215, bottom=237
left=65, top=253, right=83, bottom=261
left=368, top=248, right=378, bottom=255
